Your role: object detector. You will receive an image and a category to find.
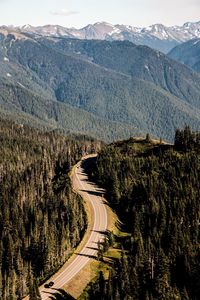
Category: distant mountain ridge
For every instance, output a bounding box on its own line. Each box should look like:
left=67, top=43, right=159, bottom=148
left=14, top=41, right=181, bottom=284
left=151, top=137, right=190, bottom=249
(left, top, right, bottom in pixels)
left=1, top=20, right=200, bottom=53
left=168, top=38, right=200, bottom=73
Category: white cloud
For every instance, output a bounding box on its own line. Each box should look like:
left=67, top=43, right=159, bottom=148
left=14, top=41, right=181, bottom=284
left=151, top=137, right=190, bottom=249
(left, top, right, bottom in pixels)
left=50, top=8, right=79, bottom=16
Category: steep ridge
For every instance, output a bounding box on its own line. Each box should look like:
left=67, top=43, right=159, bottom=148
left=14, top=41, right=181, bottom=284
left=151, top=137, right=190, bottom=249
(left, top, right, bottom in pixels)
left=169, top=38, right=200, bottom=73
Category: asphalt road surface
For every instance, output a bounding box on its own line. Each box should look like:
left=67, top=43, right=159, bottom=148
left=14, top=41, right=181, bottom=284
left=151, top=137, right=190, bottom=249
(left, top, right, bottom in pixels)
left=25, top=155, right=108, bottom=300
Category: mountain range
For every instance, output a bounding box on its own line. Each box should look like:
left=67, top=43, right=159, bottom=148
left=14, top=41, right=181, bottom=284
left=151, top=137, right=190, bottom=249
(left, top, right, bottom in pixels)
left=1, top=20, right=200, bottom=53
left=0, top=28, right=200, bottom=142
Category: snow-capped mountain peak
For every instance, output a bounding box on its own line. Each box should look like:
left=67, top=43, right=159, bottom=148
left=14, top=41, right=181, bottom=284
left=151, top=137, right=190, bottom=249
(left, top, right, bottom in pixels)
left=1, top=20, right=200, bottom=53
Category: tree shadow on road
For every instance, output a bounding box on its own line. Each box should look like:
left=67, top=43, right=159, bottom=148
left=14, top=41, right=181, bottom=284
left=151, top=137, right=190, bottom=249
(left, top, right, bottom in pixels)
left=75, top=250, right=117, bottom=267
left=42, top=288, right=75, bottom=300
left=79, top=189, right=103, bottom=197
left=74, top=252, right=97, bottom=260
left=86, top=246, right=98, bottom=251
left=91, top=229, right=110, bottom=235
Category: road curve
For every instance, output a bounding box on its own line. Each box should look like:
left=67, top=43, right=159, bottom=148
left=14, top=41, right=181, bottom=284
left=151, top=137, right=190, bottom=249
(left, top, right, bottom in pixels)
left=30, top=155, right=108, bottom=300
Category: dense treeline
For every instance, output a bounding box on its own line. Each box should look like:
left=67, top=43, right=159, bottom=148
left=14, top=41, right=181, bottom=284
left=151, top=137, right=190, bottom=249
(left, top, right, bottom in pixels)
left=86, top=128, right=200, bottom=299
left=0, top=118, right=100, bottom=299
left=174, top=126, right=200, bottom=151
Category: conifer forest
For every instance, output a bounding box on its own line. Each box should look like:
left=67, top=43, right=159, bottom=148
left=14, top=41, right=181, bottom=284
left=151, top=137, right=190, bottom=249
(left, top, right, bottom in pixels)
left=86, top=127, right=200, bottom=300
left=0, top=118, right=99, bottom=299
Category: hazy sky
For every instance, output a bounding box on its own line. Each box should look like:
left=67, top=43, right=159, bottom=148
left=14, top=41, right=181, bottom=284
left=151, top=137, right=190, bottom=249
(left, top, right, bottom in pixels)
left=0, top=0, right=200, bottom=28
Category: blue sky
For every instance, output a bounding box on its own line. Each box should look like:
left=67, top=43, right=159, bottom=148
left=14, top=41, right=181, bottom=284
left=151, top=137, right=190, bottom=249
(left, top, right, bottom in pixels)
left=0, top=0, right=200, bottom=28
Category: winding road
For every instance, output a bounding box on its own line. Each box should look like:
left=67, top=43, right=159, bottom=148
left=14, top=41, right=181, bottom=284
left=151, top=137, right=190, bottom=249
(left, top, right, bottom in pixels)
left=30, top=155, right=108, bottom=300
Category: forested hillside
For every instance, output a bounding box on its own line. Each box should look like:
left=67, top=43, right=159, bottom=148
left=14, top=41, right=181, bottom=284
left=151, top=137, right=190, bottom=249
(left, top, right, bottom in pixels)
left=0, top=77, right=138, bottom=143
left=0, top=118, right=99, bottom=299
left=1, top=33, right=200, bottom=141
left=169, top=39, right=200, bottom=73
left=85, top=128, right=200, bottom=299
left=42, top=38, right=200, bottom=111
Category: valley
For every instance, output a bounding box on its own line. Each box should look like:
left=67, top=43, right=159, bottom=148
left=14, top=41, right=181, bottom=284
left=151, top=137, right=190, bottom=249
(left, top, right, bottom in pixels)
left=1, top=29, right=200, bottom=142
